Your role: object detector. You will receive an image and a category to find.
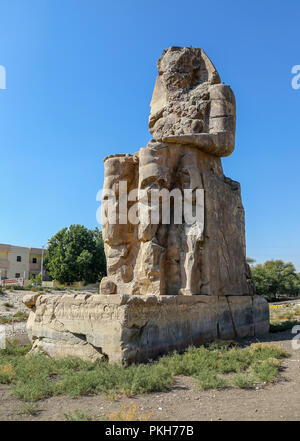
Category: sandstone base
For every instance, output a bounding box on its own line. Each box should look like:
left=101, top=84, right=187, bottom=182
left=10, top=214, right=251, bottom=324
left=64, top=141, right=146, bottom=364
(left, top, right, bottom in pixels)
left=24, top=294, right=269, bottom=364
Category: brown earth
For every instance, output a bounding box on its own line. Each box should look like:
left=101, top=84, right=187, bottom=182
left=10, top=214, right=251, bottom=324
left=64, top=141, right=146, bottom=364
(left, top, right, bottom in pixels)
left=0, top=329, right=299, bottom=421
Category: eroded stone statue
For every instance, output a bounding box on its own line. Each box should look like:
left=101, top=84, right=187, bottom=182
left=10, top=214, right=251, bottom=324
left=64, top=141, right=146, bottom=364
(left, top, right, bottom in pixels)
left=24, top=47, right=269, bottom=363
left=100, top=46, right=251, bottom=299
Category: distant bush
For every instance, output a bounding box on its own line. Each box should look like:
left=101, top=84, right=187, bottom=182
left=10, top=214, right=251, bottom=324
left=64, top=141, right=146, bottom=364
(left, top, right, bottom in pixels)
left=31, top=273, right=41, bottom=285
left=6, top=285, right=26, bottom=291
left=250, top=260, right=300, bottom=301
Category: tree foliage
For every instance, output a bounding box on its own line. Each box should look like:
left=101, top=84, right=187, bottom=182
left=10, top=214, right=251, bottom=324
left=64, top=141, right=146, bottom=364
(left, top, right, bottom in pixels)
left=45, top=225, right=106, bottom=284
left=31, top=272, right=41, bottom=285
left=251, top=259, right=300, bottom=300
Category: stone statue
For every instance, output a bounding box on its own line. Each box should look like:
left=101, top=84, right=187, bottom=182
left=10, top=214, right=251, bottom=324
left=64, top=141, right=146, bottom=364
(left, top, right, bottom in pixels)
left=24, top=47, right=269, bottom=363
left=100, top=46, right=252, bottom=299
left=149, top=47, right=235, bottom=157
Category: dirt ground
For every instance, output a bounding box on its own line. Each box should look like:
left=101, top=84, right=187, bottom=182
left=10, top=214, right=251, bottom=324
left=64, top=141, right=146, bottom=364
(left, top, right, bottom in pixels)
left=0, top=329, right=299, bottom=421
left=0, top=291, right=29, bottom=319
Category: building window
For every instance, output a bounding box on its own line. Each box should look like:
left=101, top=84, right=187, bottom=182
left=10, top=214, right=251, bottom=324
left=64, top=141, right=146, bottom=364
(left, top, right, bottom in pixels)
left=15, top=273, right=20, bottom=278
left=17, top=256, right=22, bottom=262
left=31, top=273, right=36, bottom=279
left=32, top=258, right=37, bottom=264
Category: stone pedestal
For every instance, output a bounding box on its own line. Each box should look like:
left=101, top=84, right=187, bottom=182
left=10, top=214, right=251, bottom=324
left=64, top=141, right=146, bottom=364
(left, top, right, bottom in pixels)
left=24, top=293, right=269, bottom=364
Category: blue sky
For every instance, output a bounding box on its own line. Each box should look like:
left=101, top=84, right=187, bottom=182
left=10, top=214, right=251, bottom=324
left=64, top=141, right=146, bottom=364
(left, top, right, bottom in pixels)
left=0, top=0, right=299, bottom=269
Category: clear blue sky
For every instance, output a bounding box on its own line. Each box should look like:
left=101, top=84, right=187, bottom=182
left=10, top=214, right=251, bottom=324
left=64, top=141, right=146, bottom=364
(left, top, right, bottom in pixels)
left=0, top=0, right=299, bottom=269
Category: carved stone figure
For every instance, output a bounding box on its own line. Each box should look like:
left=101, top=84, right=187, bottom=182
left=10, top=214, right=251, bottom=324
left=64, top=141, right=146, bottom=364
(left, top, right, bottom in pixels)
left=100, top=46, right=252, bottom=299
left=24, top=47, right=269, bottom=363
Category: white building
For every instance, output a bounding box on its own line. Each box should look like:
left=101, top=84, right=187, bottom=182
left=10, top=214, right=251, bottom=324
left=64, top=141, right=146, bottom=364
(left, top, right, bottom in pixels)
left=0, top=243, right=45, bottom=280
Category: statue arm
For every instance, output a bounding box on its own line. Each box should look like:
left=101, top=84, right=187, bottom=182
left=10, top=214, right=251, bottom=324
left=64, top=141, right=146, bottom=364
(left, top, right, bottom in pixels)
left=162, top=84, right=236, bottom=157
left=161, top=132, right=235, bottom=157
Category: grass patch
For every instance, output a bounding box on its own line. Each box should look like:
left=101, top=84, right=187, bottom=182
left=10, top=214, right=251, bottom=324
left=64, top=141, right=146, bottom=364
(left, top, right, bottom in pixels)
left=104, top=404, right=152, bottom=421
left=64, top=405, right=152, bottom=421
left=270, top=320, right=300, bottom=333
left=250, top=358, right=281, bottom=382
left=13, top=311, right=29, bottom=321
left=270, top=302, right=300, bottom=333
left=277, top=312, right=294, bottom=320
left=58, top=361, right=173, bottom=399
left=65, top=409, right=96, bottom=421
left=194, top=371, right=227, bottom=390
left=5, top=285, right=47, bottom=292
left=0, top=340, right=287, bottom=402
left=20, top=402, right=39, bottom=416
left=233, top=374, right=255, bottom=389
left=0, top=311, right=29, bottom=325
left=2, top=302, right=13, bottom=308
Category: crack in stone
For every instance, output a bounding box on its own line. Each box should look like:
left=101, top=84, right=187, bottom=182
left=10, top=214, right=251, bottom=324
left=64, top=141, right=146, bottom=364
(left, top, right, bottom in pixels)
left=226, top=296, right=238, bottom=338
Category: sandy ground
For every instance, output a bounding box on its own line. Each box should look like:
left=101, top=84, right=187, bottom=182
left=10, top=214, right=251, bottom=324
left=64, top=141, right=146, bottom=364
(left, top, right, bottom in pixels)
left=0, top=291, right=29, bottom=319
left=0, top=329, right=299, bottom=421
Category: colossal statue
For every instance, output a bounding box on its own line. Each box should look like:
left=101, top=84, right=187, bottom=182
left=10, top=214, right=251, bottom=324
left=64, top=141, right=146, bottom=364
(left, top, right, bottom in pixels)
left=24, top=48, right=269, bottom=363
left=100, top=46, right=253, bottom=299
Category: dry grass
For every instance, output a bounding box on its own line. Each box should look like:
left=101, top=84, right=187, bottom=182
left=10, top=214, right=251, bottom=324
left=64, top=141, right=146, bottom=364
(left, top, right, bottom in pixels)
left=270, top=303, right=300, bottom=332
left=105, top=404, right=152, bottom=421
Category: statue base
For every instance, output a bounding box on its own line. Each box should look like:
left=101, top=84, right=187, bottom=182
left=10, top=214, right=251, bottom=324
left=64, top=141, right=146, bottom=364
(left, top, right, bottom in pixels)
left=24, top=293, right=269, bottom=364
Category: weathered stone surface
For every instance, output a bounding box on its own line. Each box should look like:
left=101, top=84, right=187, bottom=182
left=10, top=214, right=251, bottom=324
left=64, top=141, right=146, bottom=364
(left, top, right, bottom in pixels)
left=24, top=294, right=269, bottom=363
left=102, top=142, right=253, bottom=297
left=24, top=47, right=269, bottom=363
left=0, top=322, right=30, bottom=346
left=149, top=47, right=235, bottom=157
left=22, top=293, right=41, bottom=309
left=101, top=47, right=251, bottom=298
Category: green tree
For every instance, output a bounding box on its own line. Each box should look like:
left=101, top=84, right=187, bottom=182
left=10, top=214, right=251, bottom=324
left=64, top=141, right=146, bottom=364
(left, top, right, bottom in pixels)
left=31, top=272, right=41, bottom=285
left=251, top=260, right=300, bottom=301
left=45, top=225, right=106, bottom=284
left=246, top=257, right=256, bottom=265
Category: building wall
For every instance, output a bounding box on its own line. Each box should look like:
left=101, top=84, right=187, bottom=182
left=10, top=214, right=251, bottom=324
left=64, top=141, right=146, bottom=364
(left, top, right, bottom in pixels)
left=7, top=246, right=30, bottom=279
left=0, top=246, right=10, bottom=280
left=0, top=243, right=45, bottom=281
left=0, top=249, right=8, bottom=260
left=29, top=252, right=43, bottom=278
